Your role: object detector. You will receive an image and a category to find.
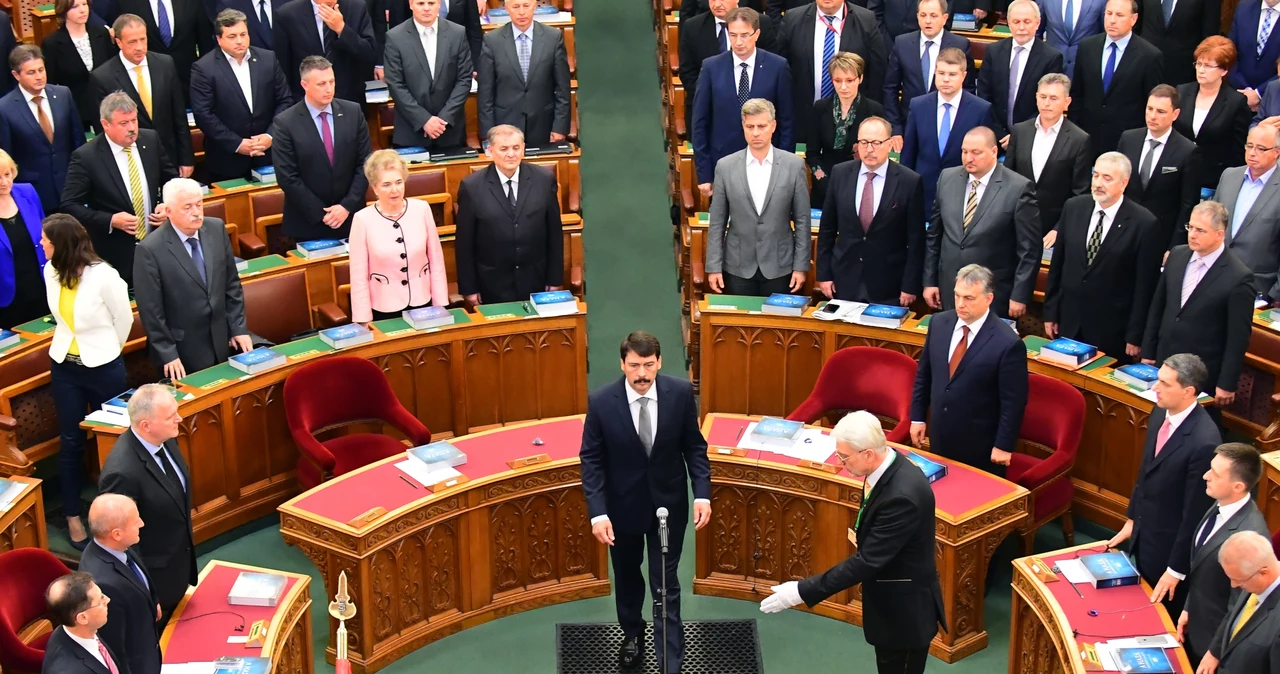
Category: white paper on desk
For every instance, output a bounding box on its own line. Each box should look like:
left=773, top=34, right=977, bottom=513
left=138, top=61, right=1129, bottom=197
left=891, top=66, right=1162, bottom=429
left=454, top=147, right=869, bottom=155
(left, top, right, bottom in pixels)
left=1053, top=559, right=1093, bottom=584
left=160, top=664, right=216, bottom=674
left=1107, top=635, right=1179, bottom=649
left=395, top=459, right=462, bottom=487
left=85, top=410, right=129, bottom=426
left=736, top=423, right=836, bottom=463
left=1092, top=643, right=1123, bottom=670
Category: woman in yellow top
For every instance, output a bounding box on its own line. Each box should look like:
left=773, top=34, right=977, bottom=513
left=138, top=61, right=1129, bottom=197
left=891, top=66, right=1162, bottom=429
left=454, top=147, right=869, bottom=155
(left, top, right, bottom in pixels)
left=41, top=214, right=132, bottom=549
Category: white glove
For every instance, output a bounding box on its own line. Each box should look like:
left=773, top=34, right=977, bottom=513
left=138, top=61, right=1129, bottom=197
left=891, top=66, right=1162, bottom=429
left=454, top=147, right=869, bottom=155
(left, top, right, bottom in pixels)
left=759, top=581, right=803, bottom=613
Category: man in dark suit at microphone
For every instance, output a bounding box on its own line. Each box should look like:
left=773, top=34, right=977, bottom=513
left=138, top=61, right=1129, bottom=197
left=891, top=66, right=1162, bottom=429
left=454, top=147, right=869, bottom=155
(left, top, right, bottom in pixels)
left=580, top=331, right=711, bottom=674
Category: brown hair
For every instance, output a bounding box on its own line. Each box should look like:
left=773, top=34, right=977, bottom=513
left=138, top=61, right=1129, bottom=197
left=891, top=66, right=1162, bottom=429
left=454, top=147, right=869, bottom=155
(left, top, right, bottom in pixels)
left=43, top=214, right=101, bottom=290
left=1215, top=442, right=1262, bottom=490
left=1194, top=35, right=1238, bottom=72
left=828, top=52, right=865, bottom=79
left=1149, top=83, right=1180, bottom=109
left=54, top=0, right=91, bottom=24
left=724, top=6, right=760, bottom=30
left=936, top=47, right=967, bottom=70
left=620, top=331, right=661, bottom=360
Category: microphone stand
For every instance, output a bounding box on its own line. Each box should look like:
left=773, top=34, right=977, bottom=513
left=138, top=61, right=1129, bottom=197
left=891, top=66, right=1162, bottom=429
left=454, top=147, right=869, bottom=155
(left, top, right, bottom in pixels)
left=657, top=510, right=670, bottom=674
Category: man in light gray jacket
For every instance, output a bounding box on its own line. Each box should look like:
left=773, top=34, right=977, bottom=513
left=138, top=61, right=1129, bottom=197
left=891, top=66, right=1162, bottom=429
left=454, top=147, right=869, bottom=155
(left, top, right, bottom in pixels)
left=1215, top=125, right=1280, bottom=305
left=383, top=0, right=474, bottom=150
left=705, top=97, right=810, bottom=297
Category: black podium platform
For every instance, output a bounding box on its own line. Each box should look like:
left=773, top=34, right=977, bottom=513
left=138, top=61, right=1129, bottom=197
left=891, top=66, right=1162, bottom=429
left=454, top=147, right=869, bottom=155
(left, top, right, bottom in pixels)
left=555, top=619, right=764, bottom=674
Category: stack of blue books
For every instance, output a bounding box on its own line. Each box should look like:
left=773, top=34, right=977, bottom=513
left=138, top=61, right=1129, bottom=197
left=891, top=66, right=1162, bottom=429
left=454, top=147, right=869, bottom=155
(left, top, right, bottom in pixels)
left=762, top=294, right=808, bottom=316
left=395, top=146, right=431, bottom=163
left=905, top=452, right=948, bottom=483
left=1112, top=647, right=1174, bottom=673
left=1114, top=363, right=1160, bottom=390
left=1081, top=551, right=1141, bottom=588
left=319, top=324, right=374, bottom=349
left=295, top=239, right=347, bottom=259
left=1039, top=337, right=1098, bottom=367
left=213, top=657, right=270, bottom=674
left=228, top=347, right=286, bottom=375
left=407, top=440, right=468, bottom=469
left=854, top=304, right=909, bottom=329
left=0, top=329, right=20, bottom=349
left=530, top=290, right=579, bottom=317
left=250, top=165, right=275, bottom=184
left=404, top=306, right=455, bottom=330
left=750, top=417, right=803, bottom=447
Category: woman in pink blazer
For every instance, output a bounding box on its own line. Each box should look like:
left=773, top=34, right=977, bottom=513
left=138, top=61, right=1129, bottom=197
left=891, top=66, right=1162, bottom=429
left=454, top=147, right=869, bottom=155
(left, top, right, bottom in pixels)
left=350, top=151, right=450, bottom=323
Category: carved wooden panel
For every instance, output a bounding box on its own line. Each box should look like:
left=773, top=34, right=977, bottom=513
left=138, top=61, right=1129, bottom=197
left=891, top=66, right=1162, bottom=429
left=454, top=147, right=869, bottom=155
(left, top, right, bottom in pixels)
left=11, top=385, right=56, bottom=450
left=489, top=487, right=591, bottom=598
left=369, top=520, right=462, bottom=648
left=179, top=406, right=230, bottom=515
left=1078, top=392, right=1150, bottom=501
left=0, top=506, right=40, bottom=552
left=704, top=326, right=824, bottom=416
left=835, top=334, right=922, bottom=360
left=231, top=383, right=296, bottom=497
left=377, top=346, right=455, bottom=438
left=464, top=329, right=581, bottom=428
left=706, top=484, right=815, bottom=583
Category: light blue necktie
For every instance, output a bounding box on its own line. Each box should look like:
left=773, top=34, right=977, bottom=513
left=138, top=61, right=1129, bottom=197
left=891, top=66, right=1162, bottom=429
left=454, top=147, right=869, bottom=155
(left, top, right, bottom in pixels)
left=188, top=238, right=207, bottom=284
left=1064, top=0, right=1075, bottom=39
left=1261, top=9, right=1276, bottom=57
left=157, top=0, right=172, bottom=47
left=938, top=102, right=952, bottom=156
left=921, top=41, right=934, bottom=91
left=517, top=33, right=530, bottom=83
left=1008, top=46, right=1024, bottom=129
left=821, top=15, right=837, bottom=99
left=1102, top=42, right=1117, bottom=93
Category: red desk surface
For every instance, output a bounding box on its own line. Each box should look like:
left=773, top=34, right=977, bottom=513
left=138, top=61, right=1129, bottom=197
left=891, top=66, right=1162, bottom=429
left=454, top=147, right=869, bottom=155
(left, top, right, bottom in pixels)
left=1040, top=546, right=1188, bottom=673
left=293, top=417, right=586, bottom=524
left=162, top=563, right=300, bottom=663
left=704, top=415, right=1021, bottom=519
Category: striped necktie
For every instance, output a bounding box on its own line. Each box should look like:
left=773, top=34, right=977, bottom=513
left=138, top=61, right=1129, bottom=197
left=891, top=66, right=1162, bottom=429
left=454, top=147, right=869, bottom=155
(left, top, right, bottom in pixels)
left=122, top=146, right=147, bottom=240
left=963, top=179, right=979, bottom=229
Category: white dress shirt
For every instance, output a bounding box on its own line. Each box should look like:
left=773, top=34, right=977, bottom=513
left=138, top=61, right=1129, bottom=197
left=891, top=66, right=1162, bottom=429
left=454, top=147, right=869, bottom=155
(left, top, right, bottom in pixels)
left=856, top=162, right=887, bottom=216
left=222, top=50, right=255, bottom=113
left=1030, top=115, right=1064, bottom=182
left=937, top=90, right=962, bottom=138
left=745, top=146, right=774, bottom=214
left=963, top=164, right=995, bottom=211
left=1192, top=106, right=1209, bottom=135
left=105, top=136, right=152, bottom=221
left=256, top=0, right=274, bottom=26
left=311, top=1, right=329, bottom=46
left=733, top=49, right=757, bottom=92
left=149, top=0, right=175, bottom=34
left=812, top=6, right=844, bottom=101
left=1140, top=128, right=1172, bottom=176
left=416, top=18, right=439, bottom=75
left=864, top=447, right=896, bottom=492
left=1194, top=495, right=1252, bottom=550
left=62, top=627, right=109, bottom=669
left=1102, top=32, right=1132, bottom=80
left=920, top=31, right=943, bottom=89
left=497, top=166, right=519, bottom=201
left=1008, top=38, right=1034, bottom=101
left=1086, top=196, right=1124, bottom=247
left=120, top=52, right=152, bottom=101
left=20, top=86, right=53, bottom=134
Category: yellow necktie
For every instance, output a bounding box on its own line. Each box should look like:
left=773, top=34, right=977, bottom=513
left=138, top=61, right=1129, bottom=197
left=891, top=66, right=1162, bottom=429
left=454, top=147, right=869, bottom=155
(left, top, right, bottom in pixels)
left=1231, top=593, right=1260, bottom=640
left=134, top=65, right=152, bottom=118
left=123, top=146, right=147, bottom=240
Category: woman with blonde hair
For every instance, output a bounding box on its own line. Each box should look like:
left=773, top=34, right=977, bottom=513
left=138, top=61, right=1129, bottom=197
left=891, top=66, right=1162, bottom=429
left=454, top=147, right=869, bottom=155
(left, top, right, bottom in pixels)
left=0, top=149, right=48, bottom=327
left=807, top=52, right=885, bottom=208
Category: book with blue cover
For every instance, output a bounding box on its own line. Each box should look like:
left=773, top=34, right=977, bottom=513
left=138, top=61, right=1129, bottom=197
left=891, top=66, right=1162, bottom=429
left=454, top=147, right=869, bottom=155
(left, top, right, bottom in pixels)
left=250, top=165, right=275, bottom=184
left=854, top=304, right=909, bottom=329
left=295, top=239, right=347, bottom=259
left=319, top=323, right=374, bottom=349
left=1113, top=647, right=1174, bottom=673
left=407, top=440, right=468, bottom=468
left=0, top=329, right=20, bottom=349
left=809, top=208, right=822, bottom=232
left=749, top=416, right=804, bottom=447
left=227, top=571, right=288, bottom=606
left=403, top=306, right=455, bottom=330
left=212, top=656, right=271, bottom=674
left=951, top=12, right=978, bottom=29
left=228, top=347, right=286, bottom=375
left=530, top=290, right=579, bottom=317
left=1039, top=337, right=1099, bottom=367
left=365, top=79, right=390, bottom=103
left=488, top=5, right=560, bottom=19
left=102, top=388, right=136, bottom=414
left=905, top=452, right=948, bottom=483
left=1080, top=551, right=1141, bottom=589
left=394, top=146, right=431, bottom=163
left=761, top=293, right=808, bottom=316
left=1115, top=363, right=1160, bottom=390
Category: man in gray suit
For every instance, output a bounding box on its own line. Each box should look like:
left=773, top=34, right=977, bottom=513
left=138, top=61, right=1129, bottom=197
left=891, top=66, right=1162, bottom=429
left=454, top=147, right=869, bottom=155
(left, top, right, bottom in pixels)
left=383, top=0, right=473, bottom=150
left=705, top=98, right=810, bottom=296
left=476, top=0, right=571, bottom=146
left=134, top=178, right=252, bottom=380
left=1208, top=531, right=1280, bottom=674
left=924, top=126, right=1041, bottom=318
left=1215, top=125, right=1280, bottom=305
left=1180, top=443, right=1272, bottom=670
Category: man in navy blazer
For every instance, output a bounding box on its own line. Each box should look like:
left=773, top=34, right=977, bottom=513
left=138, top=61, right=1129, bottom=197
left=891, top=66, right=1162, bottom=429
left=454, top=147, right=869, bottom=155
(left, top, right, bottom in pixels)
left=1107, top=353, right=1219, bottom=618
left=868, top=0, right=917, bottom=45
left=900, top=47, right=994, bottom=215
left=273, top=0, right=377, bottom=105
left=909, top=264, right=1028, bottom=477
left=882, top=0, right=975, bottom=141
left=215, top=0, right=286, bottom=50
left=692, top=6, right=793, bottom=192
left=0, top=10, right=18, bottom=96
left=0, top=45, right=84, bottom=213
left=1040, top=0, right=1107, bottom=77
left=974, top=0, right=1065, bottom=141
left=1228, top=0, right=1280, bottom=110
left=189, top=9, right=293, bottom=182
left=580, top=331, right=710, bottom=673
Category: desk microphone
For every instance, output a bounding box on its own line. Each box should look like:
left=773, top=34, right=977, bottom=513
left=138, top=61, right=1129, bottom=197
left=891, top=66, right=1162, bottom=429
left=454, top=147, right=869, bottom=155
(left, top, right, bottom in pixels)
left=656, top=507, right=669, bottom=553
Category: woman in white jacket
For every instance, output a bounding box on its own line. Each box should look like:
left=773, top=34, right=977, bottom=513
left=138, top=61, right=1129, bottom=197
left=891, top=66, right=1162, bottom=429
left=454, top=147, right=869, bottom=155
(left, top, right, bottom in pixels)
left=41, top=214, right=133, bottom=549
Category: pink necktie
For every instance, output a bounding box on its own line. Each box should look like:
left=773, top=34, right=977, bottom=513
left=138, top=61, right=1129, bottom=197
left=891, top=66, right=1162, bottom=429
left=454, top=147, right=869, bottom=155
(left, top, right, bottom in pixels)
left=98, top=639, right=120, bottom=674
left=319, top=111, right=335, bottom=165
left=859, top=171, right=876, bottom=232
left=1154, top=417, right=1171, bottom=456
left=1180, top=258, right=1206, bottom=307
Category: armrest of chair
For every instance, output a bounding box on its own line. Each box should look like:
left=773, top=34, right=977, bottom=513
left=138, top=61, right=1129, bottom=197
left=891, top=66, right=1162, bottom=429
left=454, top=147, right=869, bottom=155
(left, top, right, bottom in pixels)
left=289, top=428, right=337, bottom=475
left=567, top=186, right=581, bottom=214
left=1258, top=393, right=1280, bottom=454
left=314, top=302, right=349, bottom=328
left=674, top=115, right=687, bottom=141
left=680, top=185, right=695, bottom=214
left=383, top=406, right=432, bottom=446
left=784, top=398, right=823, bottom=425
left=239, top=233, right=267, bottom=259
left=690, top=257, right=706, bottom=294
left=0, top=413, right=30, bottom=476
left=1014, top=442, right=1077, bottom=491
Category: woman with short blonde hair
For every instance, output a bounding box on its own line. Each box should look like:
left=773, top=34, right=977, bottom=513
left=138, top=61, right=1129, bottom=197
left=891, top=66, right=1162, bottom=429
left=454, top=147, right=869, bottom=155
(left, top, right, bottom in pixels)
left=0, top=148, right=49, bottom=328
left=807, top=51, right=885, bottom=208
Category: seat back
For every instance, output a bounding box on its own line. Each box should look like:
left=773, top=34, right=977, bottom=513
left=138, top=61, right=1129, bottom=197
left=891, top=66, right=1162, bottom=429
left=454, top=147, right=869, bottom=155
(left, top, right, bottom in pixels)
left=786, top=346, right=917, bottom=443
left=284, top=356, right=402, bottom=434
left=242, top=269, right=312, bottom=344
left=0, top=549, right=71, bottom=671
left=249, top=189, right=291, bottom=255
left=1019, top=373, right=1085, bottom=462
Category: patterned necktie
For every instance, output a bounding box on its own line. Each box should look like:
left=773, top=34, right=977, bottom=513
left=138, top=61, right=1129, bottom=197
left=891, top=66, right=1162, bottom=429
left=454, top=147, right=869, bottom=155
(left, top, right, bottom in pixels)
left=517, top=33, right=531, bottom=83
left=1162, top=0, right=1175, bottom=24
left=1231, top=593, right=1260, bottom=640
left=717, top=21, right=727, bottom=53
left=859, top=171, right=876, bottom=232
left=821, top=15, right=837, bottom=99
left=122, top=146, right=147, bottom=240
left=1154, top=416, right=1171, bottom=455
left=319, top=111, right=334, bottom=165
left=1261, top=9, right=1276, bottom=57
left=1008, top=46, right=1024, bottom=129
left=921, top=40, right=934, bottom=91
left=963, top=178, right=979, bottom=228
left=949, top=325, right=969, bottom=378
left=133, top=65, right=152, bottom=118
left=1195, top=505, right=1219, bottom=549
left=1140, top=138, right=1161, bottom=188
left=1064, top=0, right=1075, bottom=38
left=188, top=237, right=207, bottom=284
left=1103, top=43, right=1117, bottom=93
left=637, top=398, right=653, bottom=455
left=1180, top=258, right=1207, bottom=306
left=938, top=102, right=952, bottom=156
left=157, top=0, right=172, bottom=47
left=98, top=639, right=121, bottom=674
left=259, top=0, right=271, bottom=30
left=738, top=62, right=750, bottom=108
left=32, top=94, right=54, bottom=143
left=1086, top=209, right=1105, bottom=265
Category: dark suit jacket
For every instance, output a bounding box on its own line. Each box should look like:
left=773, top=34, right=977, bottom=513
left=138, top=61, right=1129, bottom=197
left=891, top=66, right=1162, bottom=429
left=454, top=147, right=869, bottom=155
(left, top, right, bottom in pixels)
left=816, top=159, right=925, bottom=303
left=679, top=0, right=770, bottom=22
left=1117, top=127, right=1201, bottom=250
left=776, top=2, right=887, bottom=144
left=189, top=47, right=293, bottom=181
left=883, top=30, right=975, bottom=135
left=269, top=98, right=372, bottom=241
left=274, top=0, right=377, bottom=104
left=216, top=0, right=288, bottom=49
left=1174, top=83, right=1252, bottom=191
left=579, top=374, right=710, bottom=536
left=678, top=11, right=779, bottom=133
left=1137, top=0, right=1221, bottom=86
left=1228, top=0, right=1280, bottom=92
left=41, top=626, right=125, bottom=674
left=99, top=429, right=197, bottom=619
left=1142, top=245, right=1256, bottom=392
left=1043, top=195, right=1163, bottom=357
left=1184, top=499, right=1271, bottom=661
left=60, top=131, right=177, bottom=285
left=1070, top=32, right=1165, bottom=157
left=134, top=218, right=247, bottom=373
left=454, top=163, right=563, bottom=303
left=0, top=85, right=84, bottom=213
left=0, top=12, right=15, bottom=96
left=868, top=0, right=918, bottom=44
left=372, top=0, right=483, bottom=68
left=1211, top=579, right=1280, bottom=673
left=1125, top=404, right=1219, bottom=584
left=42, top=25, right=117, bottom=129
left=90, top=52, right=195, bottom=166
left=79, top=541, right=162, bottom=674
left=1039, top=0, right=1108, bottom=76
left=910, top=308, right=1029, bottom=470
left=690, top=48, right=794, bottom=184
left=975, top=37, right=1065, bottom=138
left=476, top=22, right=572, bottom=146
left=383, top=17, right=473, bottom=149
left=806, top=94, right=885, bottom=206
left=117, top=0, right=213, bottom=98
left=797, top=452, right=946, bottom=650
left=1003, top=116, right=1092, bottom=233
left=900, top=90, right=995, bottom=214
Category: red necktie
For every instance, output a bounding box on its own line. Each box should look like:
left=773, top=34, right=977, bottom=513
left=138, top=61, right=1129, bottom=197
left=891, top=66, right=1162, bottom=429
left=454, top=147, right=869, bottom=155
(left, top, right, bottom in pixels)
left=98, top=639, right=121, bottom=674
left=1154, top=417, right=1172, bottom=456
left=948, top=325, right=969, bottom=379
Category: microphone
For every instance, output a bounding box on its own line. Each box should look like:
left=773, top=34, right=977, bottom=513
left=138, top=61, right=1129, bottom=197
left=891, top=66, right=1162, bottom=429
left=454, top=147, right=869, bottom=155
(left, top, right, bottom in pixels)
left=656, top=507, right=669, bottom=552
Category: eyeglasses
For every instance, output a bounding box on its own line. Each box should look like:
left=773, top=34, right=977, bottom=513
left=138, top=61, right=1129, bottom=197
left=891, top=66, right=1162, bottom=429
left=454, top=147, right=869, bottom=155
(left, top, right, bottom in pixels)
left=1245, top=143, right=1277, bottom=153
left=1185, top=224, right=1214, bottom=236
left=1193, top=61, right=1223, bottom=71
left=726, top=30, right=757, bottom=40
left=856, top=139, right=889, bottom=149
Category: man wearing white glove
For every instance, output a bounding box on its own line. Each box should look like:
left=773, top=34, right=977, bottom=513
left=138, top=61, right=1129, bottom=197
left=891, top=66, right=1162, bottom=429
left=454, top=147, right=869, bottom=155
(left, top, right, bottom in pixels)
left=759, top=411, right=945, bottom=674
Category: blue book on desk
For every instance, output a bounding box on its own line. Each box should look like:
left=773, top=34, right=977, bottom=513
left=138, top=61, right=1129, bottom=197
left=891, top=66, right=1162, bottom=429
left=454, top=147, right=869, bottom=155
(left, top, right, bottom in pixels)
left=0, top=329, right=19, bottom=349
left=905, top=452, right=948, bottom=483
left=488, top=5, right=559, bottom=17
left=762, top=293, right=807, bottom=316
left=530, top=290, right=578, bottom=317
left=951, top=12, right=978, bottom=29
left=212, top=657, right=271, bottom=674
left=1039, top=337, right=1098, bottom=367
left=809, top=208, right=822, bottom=231
left=395, top=146, right=431, bottom=163
left=750, top=416, right=803, bottom=447
left=854, top=304, right=909, bottom=328
left=1115, top=363, right=1160, bottom=390
left=407, top=440, right=467, bottom=468
left=1114, top=647, right=1174, bottom=673
left=1081, top=551, right=1141, bottom=588
left=295, top=239, right=347, bottom=259
left=319, top=324, right=373, bottom=349
left=404, top=306, right=455, bottom=330
left=228, top=347, right=286, bottom=375
left=102, top=388, right=136, bottom=414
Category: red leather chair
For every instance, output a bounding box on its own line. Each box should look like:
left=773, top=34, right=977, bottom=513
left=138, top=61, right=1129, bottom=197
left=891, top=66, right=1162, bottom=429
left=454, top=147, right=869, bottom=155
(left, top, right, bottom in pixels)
left=1009, top=373, right=1085, bottom=555
left=285, top=356, right=433, bottom=489
left=786, top=346, right=917, bottom=444
left=0, top=548, right=72, bottom=673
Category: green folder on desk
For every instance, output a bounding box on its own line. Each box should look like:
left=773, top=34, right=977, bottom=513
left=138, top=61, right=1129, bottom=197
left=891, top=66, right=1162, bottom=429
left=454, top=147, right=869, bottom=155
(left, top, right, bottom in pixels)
left=238, top=255, right=290, bottom=276
left=13, top=315, right=55, bottom=335
left=179, top=362, right=243, bottom=390
left=213, top=178, right=255, bottom=190
left=274, top=335, right=335, bottom=360
left=990, top=24, right=1011, bottom=35
left=477, top=301, right=535, bottom=319
left=372, top=309, right=472, bottom=336
left=704, top=294, right=766, bottom=312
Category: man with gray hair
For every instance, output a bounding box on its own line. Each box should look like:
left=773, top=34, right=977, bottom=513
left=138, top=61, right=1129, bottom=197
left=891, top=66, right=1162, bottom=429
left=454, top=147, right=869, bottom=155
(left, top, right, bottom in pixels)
left=99, top=383, right=196, bottom=624
left=1204, top=530, right=1280, bottom=673
left=134, top=177, right=251, bottom=380
left=911, top=263, right=1028, bottom=476
left=705, top=98, right=810, bottom=296
left=760, top=411, right=944, bottom=674
left=973, top=0, right=1065, bottom=141
left=1107, top=352, right=1220, bottom=619
left=1043, top=151, right=1162, bottom=363
left=1214, top=124, right=1280, bottom=305
left=61, top=90, right=176, bottom=286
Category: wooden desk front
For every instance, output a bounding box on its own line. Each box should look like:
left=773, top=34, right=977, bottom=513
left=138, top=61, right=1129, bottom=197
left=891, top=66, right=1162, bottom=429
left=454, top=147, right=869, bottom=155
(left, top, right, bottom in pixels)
left=278, top=416, right=609, bottom=674
left=0, top=475, right=46, bottom=552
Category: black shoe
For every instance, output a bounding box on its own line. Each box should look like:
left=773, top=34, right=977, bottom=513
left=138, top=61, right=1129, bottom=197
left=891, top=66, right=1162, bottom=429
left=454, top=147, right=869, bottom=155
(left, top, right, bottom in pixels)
left=70, top=536, right=89, bottom=552
left=618, top=635, right=641, bottom=669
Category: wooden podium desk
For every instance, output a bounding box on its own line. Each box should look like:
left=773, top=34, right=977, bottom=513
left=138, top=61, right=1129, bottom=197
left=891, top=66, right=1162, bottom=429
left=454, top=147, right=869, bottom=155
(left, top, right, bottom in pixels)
left=278, top=416, right=609, bottom=674
left=161, top=561, right=313, bottom=674
left=84, top=304, right=588, bottom=546
left=1258, top=450, right=1280, bottom=533
left=695, top=413, right=1030, bottom=663
left=1009, top=543, right=1192, bottom=673
left=0, top=475, right=45, bottom=552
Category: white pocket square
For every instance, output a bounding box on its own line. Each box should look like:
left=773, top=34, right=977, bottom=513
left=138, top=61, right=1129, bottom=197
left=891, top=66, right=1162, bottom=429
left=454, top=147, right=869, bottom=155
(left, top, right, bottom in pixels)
left=1161, top=167, right=1178, bottom=174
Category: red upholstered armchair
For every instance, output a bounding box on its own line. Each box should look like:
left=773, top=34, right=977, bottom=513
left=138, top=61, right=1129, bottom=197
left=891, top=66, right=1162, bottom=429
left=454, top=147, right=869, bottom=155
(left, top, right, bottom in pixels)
left=0, top=548, right=72, bottom=673
left=1008, top=373, right=1085, bottom=554
left=786, top=346, right=917, bottom=444
left=285, top=356, right=433, bottom=489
